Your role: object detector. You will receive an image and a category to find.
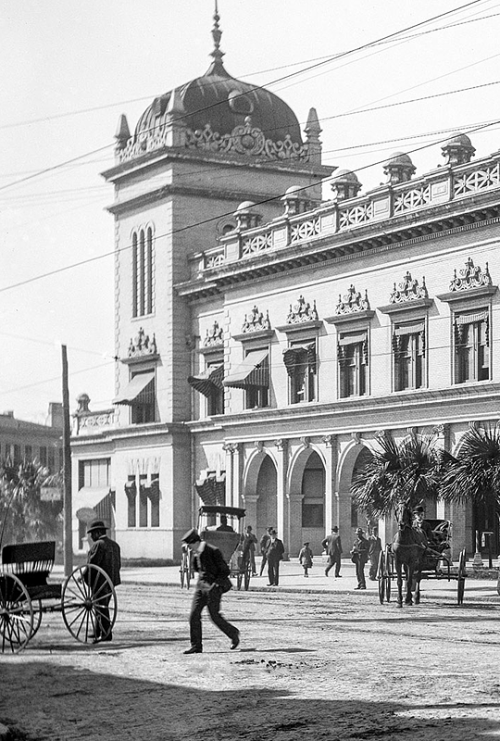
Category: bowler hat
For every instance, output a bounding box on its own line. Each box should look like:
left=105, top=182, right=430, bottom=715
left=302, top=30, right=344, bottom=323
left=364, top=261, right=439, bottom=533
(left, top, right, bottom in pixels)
left=181, top=527, right=201, bottom=545
left=356, top=527, right=364, bottom=534
left=87, top=519, right=108, bottom=534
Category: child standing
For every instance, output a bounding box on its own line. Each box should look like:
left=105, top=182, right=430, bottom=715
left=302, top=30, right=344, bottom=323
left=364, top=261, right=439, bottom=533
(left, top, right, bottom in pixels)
left=298, top=542, right=313, bottom=577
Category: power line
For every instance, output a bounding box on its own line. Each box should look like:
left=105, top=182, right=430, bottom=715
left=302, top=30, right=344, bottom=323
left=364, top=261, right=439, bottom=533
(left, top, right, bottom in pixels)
left=0, top=0, right=488, bottom=197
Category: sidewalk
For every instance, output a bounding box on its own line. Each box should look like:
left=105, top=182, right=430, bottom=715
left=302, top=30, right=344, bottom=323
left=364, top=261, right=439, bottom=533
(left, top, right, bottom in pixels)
left=72, top=556, right=500, bottom=602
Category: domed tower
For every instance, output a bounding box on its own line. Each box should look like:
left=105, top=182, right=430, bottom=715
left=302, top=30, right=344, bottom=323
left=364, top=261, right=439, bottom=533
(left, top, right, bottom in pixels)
left=97, top=7, right=333, bottom=558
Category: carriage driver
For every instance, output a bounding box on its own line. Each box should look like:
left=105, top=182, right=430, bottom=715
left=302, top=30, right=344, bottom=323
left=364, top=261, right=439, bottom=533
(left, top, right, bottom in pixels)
left=413, top=506, right=435, bottom=543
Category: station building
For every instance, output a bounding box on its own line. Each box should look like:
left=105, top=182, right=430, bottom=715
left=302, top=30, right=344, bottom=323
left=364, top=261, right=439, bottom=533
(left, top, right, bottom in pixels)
left=71, top=11, right=500, bottom=562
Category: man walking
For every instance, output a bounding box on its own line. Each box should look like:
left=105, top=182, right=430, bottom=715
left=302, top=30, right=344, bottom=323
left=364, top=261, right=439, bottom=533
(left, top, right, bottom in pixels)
left=266, top=530, right=285, bottom=586
left=368, top=527, right=382, bottom=581
left=322, top=526, right=343, bottom=577
left=84, top=519, right=121, bottom=643
left=181, top=528, right=240, bottom=654
left=242, top=524, right=258, bottom=576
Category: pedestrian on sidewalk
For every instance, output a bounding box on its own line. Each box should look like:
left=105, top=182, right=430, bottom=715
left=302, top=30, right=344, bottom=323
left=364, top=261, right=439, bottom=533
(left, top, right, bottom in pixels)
left=259, top=526, right=274, bottom=576
left=266, top=530, right=285, bottom=586
left=351, top=527, right=369, bottom=590
left=242, top=524, right=258, bottom=576
left=181, top=528, right=240, bottom=654
left=322, top=526, right=343, bottom=577
left=83, top=519, right=121, bottom=644
left=298, top=542, right=313, bottom=577
left=368, top=527, right=382, bottom=581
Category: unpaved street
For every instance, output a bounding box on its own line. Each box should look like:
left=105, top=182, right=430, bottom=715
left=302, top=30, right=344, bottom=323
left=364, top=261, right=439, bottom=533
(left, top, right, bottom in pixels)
left=1, top=583, right=500, bottom=740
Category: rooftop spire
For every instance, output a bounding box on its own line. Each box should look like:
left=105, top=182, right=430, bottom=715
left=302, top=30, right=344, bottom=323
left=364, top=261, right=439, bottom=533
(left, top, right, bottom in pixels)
left=208, top=0, right=225, bottom=73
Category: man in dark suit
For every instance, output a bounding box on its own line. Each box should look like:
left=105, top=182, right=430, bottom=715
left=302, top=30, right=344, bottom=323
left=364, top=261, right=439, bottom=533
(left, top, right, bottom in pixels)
left=351, top=527, right=370, bottom=590
left=265, top=530, right=285, bottom=586
left=84, top=519, right=121, bottom=643
left=259, top=526, right=274, bottom=576
left=322, top=526, right=343, bottom=577
left=181, top=528, right=240, bottom=654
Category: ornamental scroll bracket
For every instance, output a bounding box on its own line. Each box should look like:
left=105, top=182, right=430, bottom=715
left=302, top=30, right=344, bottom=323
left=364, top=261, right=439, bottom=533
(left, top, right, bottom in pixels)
left=242, top=305, right=272, bottom=333
left=127, top=327, right=158, bottom=358
left=449, top=258, right=492, bottom=292
left=389, top=272, right=428, bottom=304
left=286, top=295, right=319, bottom=324
left=335, top=285, right=371, bottom=315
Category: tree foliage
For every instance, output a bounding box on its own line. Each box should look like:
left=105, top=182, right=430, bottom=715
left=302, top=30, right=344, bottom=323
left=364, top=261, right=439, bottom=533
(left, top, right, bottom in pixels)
left=440, top=425, right=500, bottom=505
left=350, top=433, right=443, bottom=518
left=0, top=459, right=63, bottom=547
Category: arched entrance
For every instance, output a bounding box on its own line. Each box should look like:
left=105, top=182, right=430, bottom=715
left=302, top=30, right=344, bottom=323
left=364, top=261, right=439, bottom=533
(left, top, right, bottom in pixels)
left=337, top=442, right=375, bottom=548
left=254, top=454, right=277, bottom=542
left=301, top=451, right=325, bottom=551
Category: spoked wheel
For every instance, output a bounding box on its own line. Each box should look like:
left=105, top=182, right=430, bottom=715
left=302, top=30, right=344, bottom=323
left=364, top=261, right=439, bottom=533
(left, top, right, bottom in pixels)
left=244, top=559, right=252, bottom=591
left=0, top=573, right=34, bottom=653
left=457, top=548, right=467, bottom=605
left=62, top=565, right=117, bottom=644
left=30, top=600, right=43, bottom=639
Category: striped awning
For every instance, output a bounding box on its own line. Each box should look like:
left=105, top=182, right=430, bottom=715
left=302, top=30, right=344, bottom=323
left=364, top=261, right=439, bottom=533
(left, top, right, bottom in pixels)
left=113, top=372, right=154, bottom=405
left=455, top=311, right=488, bottom=325
left=188, top=364, right=224, bottom=397
left=394, top=322, right=425, bottom=337
left=283, top=343, right=316, bottom=377
left=223, top=349, right=269, bottom=389
left=338, top=332, right=367, bottom=346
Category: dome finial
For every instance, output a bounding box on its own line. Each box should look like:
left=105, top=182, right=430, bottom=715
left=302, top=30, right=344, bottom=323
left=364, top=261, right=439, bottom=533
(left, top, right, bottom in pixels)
left=209, top=0, right=225, bottom=71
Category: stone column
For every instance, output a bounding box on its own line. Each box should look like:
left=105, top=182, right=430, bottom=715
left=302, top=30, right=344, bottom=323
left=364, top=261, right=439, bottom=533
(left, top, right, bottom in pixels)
left=223, top=442, right=235, bottom=507
left=322, top=434, right=337, bottom=534
left=288, top=494, right=304, bottom=559
left=274, top=438, right=288, bottom=557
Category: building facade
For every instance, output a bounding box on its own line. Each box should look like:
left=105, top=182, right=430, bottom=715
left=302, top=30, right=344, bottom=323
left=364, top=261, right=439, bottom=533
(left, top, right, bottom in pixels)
left=0, top=403, right=63, bottom=473
left=72, top=12, right=500, bottom=562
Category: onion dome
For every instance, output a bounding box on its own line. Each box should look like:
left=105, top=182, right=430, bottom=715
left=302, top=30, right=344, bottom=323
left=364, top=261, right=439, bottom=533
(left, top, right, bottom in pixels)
left=133, top=7, right=302, bottom=151
left=383, top=152, right=416, bottom=184
left=441, top=132, right=475, bottom=166
left=330, top=169, right=362, bottom=201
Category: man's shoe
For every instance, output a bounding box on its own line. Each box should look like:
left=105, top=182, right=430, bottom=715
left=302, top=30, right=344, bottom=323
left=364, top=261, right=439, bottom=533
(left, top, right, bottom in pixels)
left=336, top=575, right=342, bottom=578
left=230, top=633, right=240, bottom=650
left=183, top=646, right=202, bottom=654
left=100, top=633, right=113, bottom=642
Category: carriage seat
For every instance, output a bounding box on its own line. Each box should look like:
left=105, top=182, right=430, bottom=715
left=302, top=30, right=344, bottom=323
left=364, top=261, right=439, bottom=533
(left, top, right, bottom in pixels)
left=1, top=541, right=56, bottom=588
left=200, top=529, right=240, bottom=563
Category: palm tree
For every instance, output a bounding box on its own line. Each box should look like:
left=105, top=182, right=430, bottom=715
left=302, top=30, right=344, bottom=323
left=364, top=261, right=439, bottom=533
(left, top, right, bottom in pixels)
left=440, top=424, right=500, bottom=560
left=350, top=432, right=443, bottom=520
left=0, top=459, right=63, bottom=547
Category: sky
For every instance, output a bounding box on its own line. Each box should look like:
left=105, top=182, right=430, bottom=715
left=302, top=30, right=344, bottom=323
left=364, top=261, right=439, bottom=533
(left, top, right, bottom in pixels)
left=2, top=0, right=500, bottom=424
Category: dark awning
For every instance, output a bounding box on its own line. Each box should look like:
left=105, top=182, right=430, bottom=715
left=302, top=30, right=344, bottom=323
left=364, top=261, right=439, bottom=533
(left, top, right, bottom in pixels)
left=195, top=472, right=226, bottom=505
left=223, top=349, right=269, bottom=389
left=113, top=372, right=154, bottom=405
left=188, top=364, right=224, bottom=397
left=283, top=343, right=316, bottom=377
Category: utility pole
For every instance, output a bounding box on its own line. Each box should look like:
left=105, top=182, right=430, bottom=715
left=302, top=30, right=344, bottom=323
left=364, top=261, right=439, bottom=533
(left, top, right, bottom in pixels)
left=62, top=344, right=73, bottom=577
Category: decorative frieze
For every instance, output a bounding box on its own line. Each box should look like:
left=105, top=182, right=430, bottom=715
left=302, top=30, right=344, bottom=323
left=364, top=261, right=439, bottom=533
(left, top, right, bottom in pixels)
left=390, top=272, right=428, bottom=303
left=448, top=258, right=492, bottom=292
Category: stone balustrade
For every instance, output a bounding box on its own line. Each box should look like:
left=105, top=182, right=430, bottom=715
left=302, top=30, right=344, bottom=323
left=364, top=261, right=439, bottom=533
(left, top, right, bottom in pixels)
left=73, top=409, right=116, bottom=436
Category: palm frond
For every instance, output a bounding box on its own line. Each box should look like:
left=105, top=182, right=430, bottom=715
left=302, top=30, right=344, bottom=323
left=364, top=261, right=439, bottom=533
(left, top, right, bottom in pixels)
left=440, top=425, right=500, bottom=504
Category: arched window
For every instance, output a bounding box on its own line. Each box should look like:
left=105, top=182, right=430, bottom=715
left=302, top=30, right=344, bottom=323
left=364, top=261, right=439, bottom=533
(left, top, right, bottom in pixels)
left=132, top=226, right=155, bottom=318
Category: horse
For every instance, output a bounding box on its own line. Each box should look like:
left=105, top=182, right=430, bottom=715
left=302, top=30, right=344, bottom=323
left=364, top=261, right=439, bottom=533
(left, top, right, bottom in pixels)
left=391, top=503, right=443, bottom=608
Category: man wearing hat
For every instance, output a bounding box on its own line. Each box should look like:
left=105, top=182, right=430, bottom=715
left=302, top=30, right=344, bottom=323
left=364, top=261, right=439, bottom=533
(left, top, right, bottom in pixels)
left=321, top=526, right=343, bottom=578
left=181, top=527, right=240, bottom=654
left=84, top=519, right=121, bottom=643
left=350, top=527, right=369, bottom=590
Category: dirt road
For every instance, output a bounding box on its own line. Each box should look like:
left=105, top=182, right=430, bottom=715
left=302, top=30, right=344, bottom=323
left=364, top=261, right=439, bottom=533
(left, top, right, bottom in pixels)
left=1, top=583, right=500, bottom=740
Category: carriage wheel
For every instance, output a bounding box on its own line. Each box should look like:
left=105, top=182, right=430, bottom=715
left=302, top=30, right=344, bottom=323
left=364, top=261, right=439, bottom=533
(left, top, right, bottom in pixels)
left=377, top=551, right=385, bottom=604
left=457, top=548, right=467, bottom=605
left=62, top=565, right=117, bottom=644
left=30, top=600, right=43, bottom=638
left=0, top=573, right=34, bottom=653
left=244, top=559, right=252, bottom=591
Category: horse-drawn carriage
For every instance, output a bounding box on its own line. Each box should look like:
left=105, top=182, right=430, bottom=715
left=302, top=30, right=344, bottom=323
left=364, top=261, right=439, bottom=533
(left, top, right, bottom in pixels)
left=0, top=540, right=118, bottom=653
left=377, top=518, right=467, bottom=606
left=179, top=505, right=252, bottom=591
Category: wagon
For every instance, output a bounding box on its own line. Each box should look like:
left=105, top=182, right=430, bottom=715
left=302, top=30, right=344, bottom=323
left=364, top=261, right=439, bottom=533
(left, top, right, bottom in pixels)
left=377, top=519, right=467, bottom=606
left=179, top=505, right=252, bottom=591
left=0, top=540, right=118, bottom=653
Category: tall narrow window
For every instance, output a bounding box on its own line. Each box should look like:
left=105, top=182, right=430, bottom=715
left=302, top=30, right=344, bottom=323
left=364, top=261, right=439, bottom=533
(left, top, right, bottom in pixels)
left=338, top=333, right=367, bottom=398
left=455, top=312, right=489, bottom=383
left=393, top=323, right=425, bottom=391
left=284, top=342, right=316, bottom=404
left=132, top=226, right=154, bottom=317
